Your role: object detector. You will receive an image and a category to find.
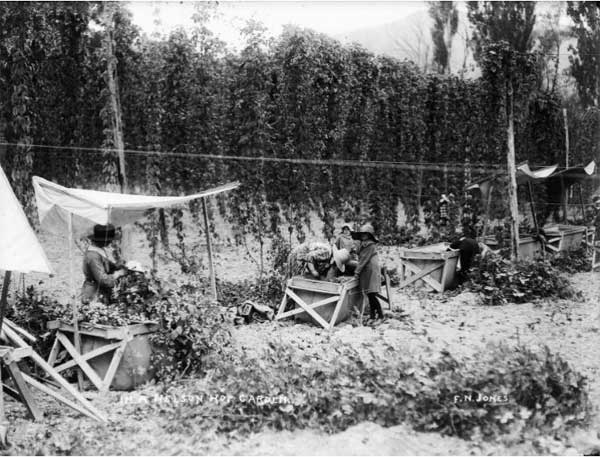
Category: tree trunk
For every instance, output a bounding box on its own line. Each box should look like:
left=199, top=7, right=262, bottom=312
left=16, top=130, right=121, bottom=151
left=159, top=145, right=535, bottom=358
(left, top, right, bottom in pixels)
left=506, top=79, right=520, bottom=260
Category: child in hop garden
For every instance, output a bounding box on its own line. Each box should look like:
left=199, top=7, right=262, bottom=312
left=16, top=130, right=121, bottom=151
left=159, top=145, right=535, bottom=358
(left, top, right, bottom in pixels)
left=352, top=223, right=383, bottom=320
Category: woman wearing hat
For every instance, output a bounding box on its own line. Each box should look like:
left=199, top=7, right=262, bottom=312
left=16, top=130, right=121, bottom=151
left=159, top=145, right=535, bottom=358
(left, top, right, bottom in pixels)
left=81, top=224, right=127, bottom=304
left=352, top=223, right=383, bottom=320
left=334, top=224, right=357, bottom=253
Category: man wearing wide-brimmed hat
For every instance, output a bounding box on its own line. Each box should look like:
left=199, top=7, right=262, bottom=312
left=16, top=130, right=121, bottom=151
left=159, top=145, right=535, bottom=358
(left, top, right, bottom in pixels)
left=81, top=224, right=127, bottom=304
left=351, top=223, right=383, bottom=320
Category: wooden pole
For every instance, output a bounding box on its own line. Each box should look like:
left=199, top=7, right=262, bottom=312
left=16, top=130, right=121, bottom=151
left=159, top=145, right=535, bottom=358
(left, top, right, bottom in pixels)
left=562, top=110, right=569, bottom=222
left=561, top=176, right=568, bottom=223
left=202, top=198, right=217, bottom=301
left=0, top=271, right=11, bottom=334
left=563, top=108, right=569, bottom=169
left=104, top=8, right=127, bottom=193
left=0, top=271, right=11, bottom=446
left=578, top=183, right=586, bottom=223
left=68, top=213, right=84, bottom=390
left=481, top=184, right=494, bottom=240
left=527, top=181, right=539, bottom=235
left=506, top=79, right=520, bottom=260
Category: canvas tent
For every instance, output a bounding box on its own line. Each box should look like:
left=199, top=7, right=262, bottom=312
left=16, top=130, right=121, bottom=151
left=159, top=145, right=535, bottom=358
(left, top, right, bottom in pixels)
left=1, top=168, right=52, bottom=275
left=0, top=166, right=105, bottom=440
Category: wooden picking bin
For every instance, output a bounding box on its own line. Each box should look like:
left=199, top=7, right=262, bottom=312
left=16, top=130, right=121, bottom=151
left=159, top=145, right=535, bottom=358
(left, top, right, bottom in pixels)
left=398, top=243, right=458, bottom=293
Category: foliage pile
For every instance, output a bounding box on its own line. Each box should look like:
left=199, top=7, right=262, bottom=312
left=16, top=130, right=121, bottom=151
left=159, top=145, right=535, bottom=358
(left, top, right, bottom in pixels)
left=549, top=247, right=591, bottom=274
left=143, top=340, right=589, bottom=442
left=8, top=276, right=232, bottom=380
left=8, top=285, right=69, bottom=357
left=467, top=255, right=579, bottom=305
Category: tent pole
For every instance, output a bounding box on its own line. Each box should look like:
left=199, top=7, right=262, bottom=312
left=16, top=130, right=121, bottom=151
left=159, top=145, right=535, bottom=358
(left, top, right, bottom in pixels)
left=481, top=184, right=494, bottom=240
left=527, top=181, right=539, bottom=235
left=68, top=213, right=84, bottom=390
left=0, top=271, right=9, bottom=446
left=561, top=176, right=568, bottom=223
left=578, top=183, right=586, bottom=223
left=0, top=271, right=11, bottom=335
left=202, top=198, right=217, bottom=301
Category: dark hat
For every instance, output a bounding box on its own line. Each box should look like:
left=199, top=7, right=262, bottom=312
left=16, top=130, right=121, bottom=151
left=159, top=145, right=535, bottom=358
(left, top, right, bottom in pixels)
left=351, top=223, right=378, bottom=242
left=88, top=224, right=116, bottom=243
left=341, top=223, right=351, bottom=231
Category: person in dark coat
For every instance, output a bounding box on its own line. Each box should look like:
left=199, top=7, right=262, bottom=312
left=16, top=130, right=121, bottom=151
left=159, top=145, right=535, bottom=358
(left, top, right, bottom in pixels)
left=81, top=224, right=127, bottom=304
left=448, top=227, right=489, bottom=284
left=352, top=223, right=383, bottom=320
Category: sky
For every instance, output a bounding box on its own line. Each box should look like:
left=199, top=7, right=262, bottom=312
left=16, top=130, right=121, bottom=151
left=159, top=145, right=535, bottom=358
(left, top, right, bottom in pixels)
left=128, top=1, right=427, bottom=48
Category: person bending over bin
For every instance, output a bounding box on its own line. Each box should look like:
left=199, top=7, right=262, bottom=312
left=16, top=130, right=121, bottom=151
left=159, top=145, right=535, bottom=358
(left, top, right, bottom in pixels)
left=351, top=223, right=383, bottom=320
left=448, top=227, right=489, bottom=284
left=81, top=224, right=127, bottom=304
left=287, top=241, right=353, bottom=281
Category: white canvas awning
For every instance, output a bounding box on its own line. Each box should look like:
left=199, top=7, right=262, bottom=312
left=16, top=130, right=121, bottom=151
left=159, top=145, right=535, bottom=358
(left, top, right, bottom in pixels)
left=0, top=166, right=53, bottom=274
left=32, top=176, right=240, bottom=236
left=516, top=163, right=558, bottom=184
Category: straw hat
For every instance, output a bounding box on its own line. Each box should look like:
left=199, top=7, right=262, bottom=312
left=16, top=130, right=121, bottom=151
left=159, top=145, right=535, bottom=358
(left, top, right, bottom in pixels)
left=331, top=247, right=351, bottom=272
left=351, top=223, right=378, bottom=242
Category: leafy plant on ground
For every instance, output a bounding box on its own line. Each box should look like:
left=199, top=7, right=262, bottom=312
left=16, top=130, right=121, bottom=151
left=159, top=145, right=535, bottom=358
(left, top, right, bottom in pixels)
left=141, top=339, right=589, bottom=442
left=467, top=255, right=579, bottom=305
left=549, top=247, right=591, bottom=274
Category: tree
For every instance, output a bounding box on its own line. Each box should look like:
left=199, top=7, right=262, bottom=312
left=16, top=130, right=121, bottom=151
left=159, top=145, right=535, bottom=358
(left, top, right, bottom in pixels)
left=429, top=1, right=459, bottom=74
left=467, top=1, right=536, bottom=63
left=567, top=2, right=600, bottom=107
left=468, top=2, right=538, bottom=259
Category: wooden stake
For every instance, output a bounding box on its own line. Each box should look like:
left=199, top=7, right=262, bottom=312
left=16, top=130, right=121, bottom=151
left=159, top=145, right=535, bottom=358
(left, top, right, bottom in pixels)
left=563, top=108, right=569, bottom=169
left=578, top=183, right=586, bottom=223
left=202, top=197, right=217, bottom=301
left=0, top=271, right=11, bottom=333
left=68, top=213, right=84, bottom=391
left=563, top=108, right=570, bottom=221
left=104, top=6, right=127, bottom=193
left=506, top=79, right=520, bottom=260
left=527, top=181, right=539, bottom=234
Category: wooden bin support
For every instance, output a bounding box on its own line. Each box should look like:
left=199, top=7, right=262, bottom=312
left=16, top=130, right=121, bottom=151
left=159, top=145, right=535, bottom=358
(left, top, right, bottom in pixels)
left=0, top=320, right=107, bottom=423
left=47, top=320, right=158, bottom=393
left=276, top=277, right=360, bottom=329
left=276, top=274, right=393, bottom=329
left=398, top=243, right=459, bottom=293
left=542, top=224, right=587, bottom=253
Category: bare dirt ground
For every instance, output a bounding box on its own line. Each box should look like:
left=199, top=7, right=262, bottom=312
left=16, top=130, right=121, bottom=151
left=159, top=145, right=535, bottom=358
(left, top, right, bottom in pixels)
left=4, top=226, right=600, bottom=455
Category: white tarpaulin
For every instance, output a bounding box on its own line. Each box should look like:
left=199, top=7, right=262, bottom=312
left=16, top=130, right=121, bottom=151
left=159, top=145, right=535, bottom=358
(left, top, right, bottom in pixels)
left=516, top=163, right=558, bottom=184
left=32, top=176, right=240, bottom=236
left=0, top=165, right=53, bottom=274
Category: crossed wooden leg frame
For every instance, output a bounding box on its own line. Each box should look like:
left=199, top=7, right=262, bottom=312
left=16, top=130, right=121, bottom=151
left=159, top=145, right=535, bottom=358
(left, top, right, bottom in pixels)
left=399, top=258, right=454, bottom=293
left=276, top=283, right=347, bottom=330
left=0, top=319, right=107, bottom=425
left=47, top=330, right=130, bottom=394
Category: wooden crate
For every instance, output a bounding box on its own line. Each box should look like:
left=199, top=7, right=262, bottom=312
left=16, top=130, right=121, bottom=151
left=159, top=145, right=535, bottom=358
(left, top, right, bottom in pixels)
left=47, top=320, right=159, bottom=392
left=542, top=224, right=586, bottom=253
left=276, top=277, right=361, bottom=329
left=484, top=236, right=543, bottom=260
left=398, top=243, right=459, bottom=293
